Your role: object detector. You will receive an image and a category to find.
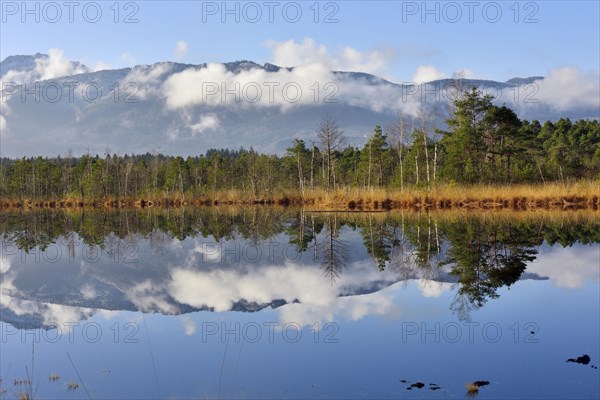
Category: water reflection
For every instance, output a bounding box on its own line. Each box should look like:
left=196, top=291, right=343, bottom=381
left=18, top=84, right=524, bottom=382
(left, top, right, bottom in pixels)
left=1, top=209, right=599, bottom=328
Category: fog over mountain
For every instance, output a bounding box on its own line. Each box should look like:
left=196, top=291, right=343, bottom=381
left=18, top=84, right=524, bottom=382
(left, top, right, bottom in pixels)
left=1, top=53, right=598, bottom=157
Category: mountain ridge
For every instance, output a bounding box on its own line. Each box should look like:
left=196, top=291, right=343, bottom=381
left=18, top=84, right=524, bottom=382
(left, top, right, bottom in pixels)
left=1, top=54, right=596, bottom=158
left=0, top=53, right=543, bottom=87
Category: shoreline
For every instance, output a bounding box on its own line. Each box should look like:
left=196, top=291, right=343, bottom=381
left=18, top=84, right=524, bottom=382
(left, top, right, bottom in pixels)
left=2, top=184, right=598, bottom=211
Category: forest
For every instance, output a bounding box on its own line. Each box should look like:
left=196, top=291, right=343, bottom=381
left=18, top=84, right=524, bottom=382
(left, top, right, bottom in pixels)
left=1, top=89, right=598, bottom=202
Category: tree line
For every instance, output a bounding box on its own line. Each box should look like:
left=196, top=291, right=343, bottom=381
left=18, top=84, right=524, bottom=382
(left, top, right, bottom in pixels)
left=1, top=88, right=598, bottom=200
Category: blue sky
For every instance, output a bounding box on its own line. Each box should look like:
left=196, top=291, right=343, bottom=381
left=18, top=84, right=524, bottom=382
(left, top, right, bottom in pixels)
left=1, top=0, right=599, bottom=82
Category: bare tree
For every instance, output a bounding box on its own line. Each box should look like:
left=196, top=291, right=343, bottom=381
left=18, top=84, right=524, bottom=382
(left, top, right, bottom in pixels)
left=63, top=148, right=73, bottom=195
left=430, top=104, right=441, bottom=183
left=319, top=215, right=350, bottom=285
left=387, top=112, right=408, bottom=192
left=316, top=115, right=345, bottom=191
left=310, top=141, right=315, bottom=189
left=297, top=147, right=305, bottom=196
left=448, top=70, right=466, bottom=110
left=418, top=106, right=431, bottom=188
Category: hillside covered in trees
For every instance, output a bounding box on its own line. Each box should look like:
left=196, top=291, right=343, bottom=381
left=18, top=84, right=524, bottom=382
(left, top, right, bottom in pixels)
left=1, top=89, right=598, bottom=201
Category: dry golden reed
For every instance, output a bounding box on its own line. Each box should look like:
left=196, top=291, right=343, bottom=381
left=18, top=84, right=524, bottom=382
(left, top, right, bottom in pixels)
left=1, top=181, right=598, bottom=211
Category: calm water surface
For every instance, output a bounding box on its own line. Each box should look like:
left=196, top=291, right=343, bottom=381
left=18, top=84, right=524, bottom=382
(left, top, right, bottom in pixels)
left=0, top=209, right=598, bottom=399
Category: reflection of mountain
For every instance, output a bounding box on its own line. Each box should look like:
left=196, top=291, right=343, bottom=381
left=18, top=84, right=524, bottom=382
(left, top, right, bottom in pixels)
left=1, top=209, right=597, bottom=329
left=0, top=237, right=547, bottom=330
left=0, top=250, right=446, bottom=328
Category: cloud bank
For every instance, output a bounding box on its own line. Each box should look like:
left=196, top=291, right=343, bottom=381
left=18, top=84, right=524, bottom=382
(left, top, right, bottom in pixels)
left=533, top=67, right=600, bottom=111
left=174, top=40, right=189, bottom=60
left=265, top=37, right=393, bottom=77
left=1, top=48, right=89, bottom=83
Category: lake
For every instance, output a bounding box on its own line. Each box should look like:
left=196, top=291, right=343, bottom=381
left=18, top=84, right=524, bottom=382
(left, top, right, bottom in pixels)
left=1, top=208, right=599, bottom=399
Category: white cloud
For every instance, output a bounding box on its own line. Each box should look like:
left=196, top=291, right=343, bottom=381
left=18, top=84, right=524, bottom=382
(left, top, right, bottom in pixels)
left=123, top=63, right=173, bottom=100
left=174, top=40, right=189, bottom=60
left=160, top=61, right=421, bottom=115
left=37, top=49, right=88, bottom=80
left=264, top=37, right=393, bottom=77
left=532, top=67, right=600, bottom=111
left=265, top=38, right=327, bottom=68
left=454, top=68, right=475, bottom=79
left=92, top=61, right=112, bottom=72
left=412, top=65, right=447, bottom=84
left=1, top=48, right=88, bottom=84
left=120, top=52, right=136, bottom=66
left=0, top=114, right=6, bottom=132
left=126, top=63, right=172, bottom=84
left=162, top=62, right=333, bottom=111
left=190, top=114, right=220, bottom=135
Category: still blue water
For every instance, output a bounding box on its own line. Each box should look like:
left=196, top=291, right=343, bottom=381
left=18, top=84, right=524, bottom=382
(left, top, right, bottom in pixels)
left=0, top=210, right=598, bottom=399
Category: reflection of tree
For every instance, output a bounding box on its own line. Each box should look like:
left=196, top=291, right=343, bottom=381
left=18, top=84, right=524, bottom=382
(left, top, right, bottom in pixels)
left=286, top=210, right=322, bottom=252
left=1, top=209, right=598, bottom=315
left=450, top=292, right=478, bottom=322
left=360, top=213, right=397, bottom=271
left=384, top=212, right=418, bottom=283
left=444, top=219, right=538, bottom=320
left=383, top=213, right=446, bottom=288
left=318, top=215, right=350, bottom=284
left=404, top=213, right=445, bottom=279
left=148, top=229, right=169, bottom=254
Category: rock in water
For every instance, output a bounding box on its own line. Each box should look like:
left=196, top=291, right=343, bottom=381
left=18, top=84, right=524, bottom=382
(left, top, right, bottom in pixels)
left=566, top=354, right=591, bottom=365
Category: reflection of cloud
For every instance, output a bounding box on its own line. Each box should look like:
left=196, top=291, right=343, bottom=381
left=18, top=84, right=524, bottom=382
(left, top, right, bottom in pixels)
left=0, top=233, right=449, bottom=329
left=192, top=242, right=221, bottom=262
left=170, top=263, right=329, bottom=312
left=126, top=281, right=178, bottom=314
left=1, top=270, right=95, bottom=327
left=98, top=310, right=121, bottom=320
left=278, top=288, right=398, bottom=328
left=81, top=284, right=97, bottom=300
left=0, top=258, right=10, bottom=273
left=180, top=315, right=197, bottom=336
left=528, top=245, right=600, bottom=288
left=168, top=258, right=403, bottom=326
left=417, top=279, right=452, bottom=298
